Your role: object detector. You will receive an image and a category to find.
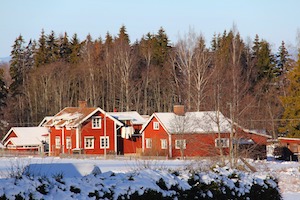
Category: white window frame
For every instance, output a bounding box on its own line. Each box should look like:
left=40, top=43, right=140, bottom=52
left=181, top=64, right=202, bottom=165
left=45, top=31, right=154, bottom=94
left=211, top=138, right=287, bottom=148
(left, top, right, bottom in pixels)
left=66, top=137, right=71, bottom=149
left=55, top=136, right=61, bottom=149
left=215, top=138, right=229, bottom=148
left=92, top=117, right=102, bottom=129
left=153, top=122, right=159, bottom=130
left=84, top=137, right=95, bottom=149
left=161, top=139, right=167, bottom=149
left=146, top=138, right=152, bottom=149
left=100, top=136, right=109, bottom=149
left=175, top=139, right=186, bottom=149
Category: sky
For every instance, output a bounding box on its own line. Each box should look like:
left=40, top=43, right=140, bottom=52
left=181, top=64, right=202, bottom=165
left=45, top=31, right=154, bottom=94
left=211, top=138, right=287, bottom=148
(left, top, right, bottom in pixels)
left=1, top=0, right=300, bottom=58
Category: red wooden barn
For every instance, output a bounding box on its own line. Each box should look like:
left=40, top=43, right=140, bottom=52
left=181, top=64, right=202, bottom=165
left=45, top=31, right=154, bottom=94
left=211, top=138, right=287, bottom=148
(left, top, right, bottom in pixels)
left=140, top=106, right=271, bottom=158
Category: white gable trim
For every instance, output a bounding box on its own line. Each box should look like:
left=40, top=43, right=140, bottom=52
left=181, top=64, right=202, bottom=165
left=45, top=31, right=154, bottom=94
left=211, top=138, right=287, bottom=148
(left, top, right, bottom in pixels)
left=75, top=108, right=123, bottom=127
left=139, top=113, right=170, bottom=135
left=1, top=128, right=14, bottom=144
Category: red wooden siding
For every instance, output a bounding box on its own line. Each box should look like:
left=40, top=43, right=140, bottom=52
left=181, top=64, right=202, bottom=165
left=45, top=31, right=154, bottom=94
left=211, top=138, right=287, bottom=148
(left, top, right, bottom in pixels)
left=171, top=133, right=229, bottom=158
left=143, top=117, right=169, bottom=156
left=142, top=116, right=270, bottom=158
left=49, top=111, right=117, bottom=155
left=2, top=131, right=17, bottom=145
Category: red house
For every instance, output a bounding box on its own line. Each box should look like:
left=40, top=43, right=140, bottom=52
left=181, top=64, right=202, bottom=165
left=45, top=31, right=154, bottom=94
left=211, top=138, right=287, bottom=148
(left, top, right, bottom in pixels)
left=44, top=101, right=123, bottom=156
left=140, top=105, right=271, bottom=158
left=108, top=111, right=147, bottom=155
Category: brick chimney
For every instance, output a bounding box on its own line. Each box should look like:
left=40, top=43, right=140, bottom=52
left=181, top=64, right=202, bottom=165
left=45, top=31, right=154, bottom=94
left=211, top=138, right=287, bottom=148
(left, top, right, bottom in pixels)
left=173, top=105, right=185, bottom=116
left=78, top=100, right=87, bottom=108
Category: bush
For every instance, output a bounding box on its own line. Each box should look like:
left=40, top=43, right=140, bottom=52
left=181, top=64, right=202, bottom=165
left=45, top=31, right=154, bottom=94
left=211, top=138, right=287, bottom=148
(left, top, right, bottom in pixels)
left=0, top=167, right=281, bottom=199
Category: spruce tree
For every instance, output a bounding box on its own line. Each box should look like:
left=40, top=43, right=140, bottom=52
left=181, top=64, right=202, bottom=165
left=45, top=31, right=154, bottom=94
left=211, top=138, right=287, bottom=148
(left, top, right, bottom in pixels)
left=279, top=53, right=300, bottom=137
left=70, top=33, right=81, bottom=64
left=59, top=32, right=71, bottom=62
left=117, top=25, right=130, bottom=44
left=9, top=35, right=26, bottom=96
left=0, top=68, right=8, bottom=109
left=34, top=29, right=47, bottom=67
left=276, top=41, right=290, bottom=76
left=256, top=40, right=276, bottom=81
left=24, top=39, right=36, bottom=70
left=46, top=30, right=59, bottom=63
left=154, top=27, right=170, bottom=66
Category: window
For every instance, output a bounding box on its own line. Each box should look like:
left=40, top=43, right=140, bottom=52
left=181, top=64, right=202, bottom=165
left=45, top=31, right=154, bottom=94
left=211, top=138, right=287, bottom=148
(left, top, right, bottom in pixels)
left=66, top=137, right=71, bottom=149
left=100, top=136, right=109, bottom=149
left=153, top=122, right=159, bottom=130
left=146, top=138, right=152, bottom=148
left=161, top=139, right=167, bottom=149
left=175, top=140, right=186, bottom=149
left=84, top=137, right=95, bottom=149
left=215, top=138, right=229, bottom=148
left=92, top=117, right=101, bottom=129
left=55, top=136, right=61, bottom=149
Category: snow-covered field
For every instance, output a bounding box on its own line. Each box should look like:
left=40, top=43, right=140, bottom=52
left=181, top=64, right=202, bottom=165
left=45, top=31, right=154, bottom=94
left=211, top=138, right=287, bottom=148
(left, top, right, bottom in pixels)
left=0, top=156, right=299, bottom=199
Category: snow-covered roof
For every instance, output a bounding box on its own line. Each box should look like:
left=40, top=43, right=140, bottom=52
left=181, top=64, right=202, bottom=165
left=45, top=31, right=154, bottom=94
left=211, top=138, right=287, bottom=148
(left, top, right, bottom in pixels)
left=242, top=128, right=272, bottom=138
left=0, top=143, right=4, bottom=148
left=142, top=111, right=232, bottom=134
left=108, top=111, right=146, bottom=125
left=38, top=116, right=54, bottom=127
left=44, top=107, right=123, bottom=128
left=2, top=127, right=49, bottom=147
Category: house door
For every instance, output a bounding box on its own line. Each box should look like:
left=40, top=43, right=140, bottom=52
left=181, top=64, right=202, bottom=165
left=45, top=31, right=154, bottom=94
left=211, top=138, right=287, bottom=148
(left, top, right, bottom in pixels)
left=117, top=133, right=124, bottom=155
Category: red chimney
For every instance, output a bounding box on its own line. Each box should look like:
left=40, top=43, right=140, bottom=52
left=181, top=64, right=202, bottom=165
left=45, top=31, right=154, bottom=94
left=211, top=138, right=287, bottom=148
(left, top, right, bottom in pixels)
left=173, top=105, right=185, bottom=116
left=78, top=100, right=87, bottom=108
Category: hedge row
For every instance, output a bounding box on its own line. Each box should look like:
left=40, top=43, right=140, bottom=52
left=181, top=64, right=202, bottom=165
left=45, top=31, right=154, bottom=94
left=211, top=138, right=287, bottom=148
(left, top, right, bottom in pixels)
left=0, top=167, right=281, bottom=200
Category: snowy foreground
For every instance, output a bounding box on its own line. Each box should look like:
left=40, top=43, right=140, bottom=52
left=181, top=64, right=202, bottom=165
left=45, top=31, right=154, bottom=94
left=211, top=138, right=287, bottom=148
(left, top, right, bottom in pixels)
left=0, top=156, right=298, bottom=199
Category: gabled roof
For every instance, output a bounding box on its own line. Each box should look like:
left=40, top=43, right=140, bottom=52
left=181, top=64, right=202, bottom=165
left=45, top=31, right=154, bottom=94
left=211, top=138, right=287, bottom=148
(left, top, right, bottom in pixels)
left=140, top=111, right=232, bottom=134
left=38, top=116, right=54, bottom=127
left=108, top=111, right=146, bottom=125
left=241, top=128, right=272, bottom=138
left=2, top=127, right=49, bottom=147
left=44, top=107, right=123, bottom=128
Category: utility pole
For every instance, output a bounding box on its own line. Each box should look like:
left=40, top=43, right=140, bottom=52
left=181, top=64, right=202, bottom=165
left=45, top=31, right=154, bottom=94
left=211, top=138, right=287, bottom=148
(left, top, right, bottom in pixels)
left=228, top=102, right=234, bottom=168
left=104, top=112, right=107, bottom=159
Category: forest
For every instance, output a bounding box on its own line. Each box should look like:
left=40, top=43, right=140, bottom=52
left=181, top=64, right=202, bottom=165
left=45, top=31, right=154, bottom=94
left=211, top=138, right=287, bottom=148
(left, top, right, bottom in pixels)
left=0, top=25, right=299, bottom=139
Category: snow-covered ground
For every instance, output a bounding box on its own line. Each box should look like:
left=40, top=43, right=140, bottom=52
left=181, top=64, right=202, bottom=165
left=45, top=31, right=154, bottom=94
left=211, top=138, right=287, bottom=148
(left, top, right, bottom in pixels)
left=0, top=156, right=298, bottom=199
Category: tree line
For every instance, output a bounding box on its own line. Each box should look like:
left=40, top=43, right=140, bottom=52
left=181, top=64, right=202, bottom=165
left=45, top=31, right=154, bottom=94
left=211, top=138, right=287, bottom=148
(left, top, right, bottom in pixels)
left=0, top=25, right=297, bottom=138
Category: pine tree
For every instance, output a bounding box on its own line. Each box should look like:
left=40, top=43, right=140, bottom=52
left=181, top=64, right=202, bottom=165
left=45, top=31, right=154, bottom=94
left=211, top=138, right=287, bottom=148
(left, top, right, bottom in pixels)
left=279, top=54, right=300, bottom=137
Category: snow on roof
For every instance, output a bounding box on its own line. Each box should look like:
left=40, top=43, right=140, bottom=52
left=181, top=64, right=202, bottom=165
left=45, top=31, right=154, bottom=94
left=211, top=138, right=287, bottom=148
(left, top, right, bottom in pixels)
left=38, top=116, right=54, bottom=127
left=0, top=143, right=4, bottom=148
left=154, top=111, right=232, bottom=134
left=44, top=107, right=123, bottom=128
left=108, top=111, right=146, bottom=125
left=3, top=127, right=49, bottom=146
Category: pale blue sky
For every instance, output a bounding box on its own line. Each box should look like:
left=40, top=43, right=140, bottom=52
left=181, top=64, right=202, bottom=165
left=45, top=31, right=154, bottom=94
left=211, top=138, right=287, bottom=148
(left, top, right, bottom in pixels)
left=1, top=0, right=300, bottom=58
